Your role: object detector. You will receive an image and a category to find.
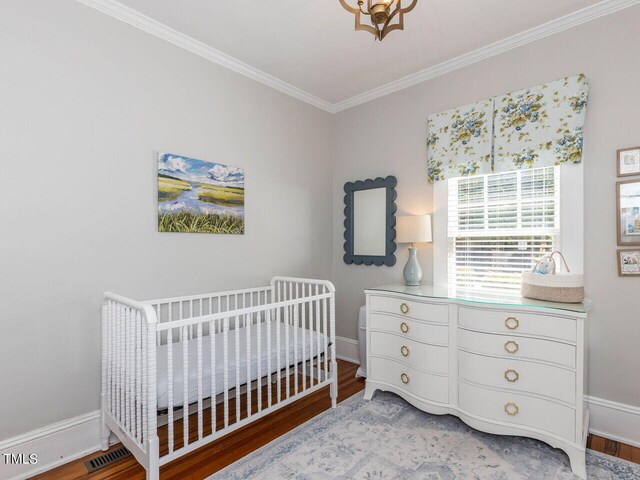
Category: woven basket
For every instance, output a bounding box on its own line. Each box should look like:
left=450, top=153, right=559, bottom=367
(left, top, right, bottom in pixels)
left=521, top=252, right=584, bottom=303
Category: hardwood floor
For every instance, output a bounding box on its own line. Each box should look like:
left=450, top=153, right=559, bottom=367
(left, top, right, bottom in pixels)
left=36, top=360, right=639, bottom=479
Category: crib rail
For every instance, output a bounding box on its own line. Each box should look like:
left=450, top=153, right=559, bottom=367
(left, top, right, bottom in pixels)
left=101, top=277, right=336, bottom=480
left=148, top=285, right=274, bottom=324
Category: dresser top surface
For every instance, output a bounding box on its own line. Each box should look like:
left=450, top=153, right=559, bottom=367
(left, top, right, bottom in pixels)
left=366, top=284, right=592, bottom=314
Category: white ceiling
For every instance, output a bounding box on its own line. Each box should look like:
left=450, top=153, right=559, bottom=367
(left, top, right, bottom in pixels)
left=107, top=0, right=611, bottom=105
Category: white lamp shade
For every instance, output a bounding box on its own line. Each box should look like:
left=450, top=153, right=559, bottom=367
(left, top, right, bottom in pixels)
left=396, top=215, right=432, bottom=244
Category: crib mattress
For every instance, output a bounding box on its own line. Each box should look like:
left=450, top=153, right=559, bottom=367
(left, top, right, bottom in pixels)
left=156, top=322, right=328, bottom=410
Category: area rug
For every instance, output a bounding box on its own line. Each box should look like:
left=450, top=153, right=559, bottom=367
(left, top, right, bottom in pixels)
left=210, top=391, right=640, bottom=479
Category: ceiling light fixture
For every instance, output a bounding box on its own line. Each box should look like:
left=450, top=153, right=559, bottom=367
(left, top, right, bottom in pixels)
left=339, top=0, right=418, bottom=41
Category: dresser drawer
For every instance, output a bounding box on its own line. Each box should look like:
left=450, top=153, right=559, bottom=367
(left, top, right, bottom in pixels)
left=458, top=329, right=576, bottom=369
left=371, top=331, right=448, bottom=375
left=458, top=351, right=575, bottom=404
left=458, top=307, right=576, bottom=343
left=370, top=356, right=449, bottom=404
left=369, top=313, right=449, bottom=346
left=459, top=381, right=576, bottom=441
left=368, top=295, right=448, bottom=324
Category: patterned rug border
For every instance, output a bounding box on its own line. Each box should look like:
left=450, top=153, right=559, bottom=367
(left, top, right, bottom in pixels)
left=209, top=390, right=640, bottom=479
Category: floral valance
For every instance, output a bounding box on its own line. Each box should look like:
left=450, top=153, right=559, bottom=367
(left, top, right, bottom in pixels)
left=427, top=74, right=589, bottom=182
left=427, top=99, right=493, bottom=182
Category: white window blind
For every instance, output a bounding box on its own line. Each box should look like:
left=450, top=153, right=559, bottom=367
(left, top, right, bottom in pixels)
left=447, top=166, right=560, bottom=294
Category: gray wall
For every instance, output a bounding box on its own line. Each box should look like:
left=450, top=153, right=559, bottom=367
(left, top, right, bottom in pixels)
left=333, top=5, right=640, bottom=408
left=0, top=1, right=333, bottom=439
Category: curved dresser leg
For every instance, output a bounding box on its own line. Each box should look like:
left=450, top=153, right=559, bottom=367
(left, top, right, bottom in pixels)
left=566, top=446, right=587, bottom=479
left=363, top=383, right=376, bottom=401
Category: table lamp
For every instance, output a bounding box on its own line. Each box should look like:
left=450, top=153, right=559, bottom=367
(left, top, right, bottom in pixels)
left=396, top=215, right=432, bottom=286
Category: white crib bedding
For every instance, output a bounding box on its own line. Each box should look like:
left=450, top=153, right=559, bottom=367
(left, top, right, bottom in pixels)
left=156, top=322, right=328, bottom=410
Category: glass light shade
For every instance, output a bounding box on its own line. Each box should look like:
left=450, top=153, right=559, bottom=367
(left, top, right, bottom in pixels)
left=396, top=215, right=432, bottom=244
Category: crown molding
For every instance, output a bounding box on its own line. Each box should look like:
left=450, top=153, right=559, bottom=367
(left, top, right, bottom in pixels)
left=76, top=0, right=638, bottom=115
left=75, top=0, right=336, bottom=113
left=333, top=0, right=640, bottom=112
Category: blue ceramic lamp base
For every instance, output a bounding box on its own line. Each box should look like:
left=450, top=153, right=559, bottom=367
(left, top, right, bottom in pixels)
left=403, top=246, right=423, bottom=286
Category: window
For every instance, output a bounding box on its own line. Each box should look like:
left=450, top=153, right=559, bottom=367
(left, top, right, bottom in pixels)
left=447, top=166, right=560, bottom=294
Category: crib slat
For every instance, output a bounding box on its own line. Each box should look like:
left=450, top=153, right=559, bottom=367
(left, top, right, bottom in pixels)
left=223, top=317, right=229, bottom=429
left=210, top=319, right=216, bottom=434
left=315, top=285, right=321, bottom=383
left=182, top=326, right=189, bottom=448
left=119, top=304, right=125, bottom=424
left=145, top=312, right=158, bottom=456
left=197, top=322, right=203, bottom=440
left=284, top=303, right=290, bottom=399
left=323, top=296, right=329, bottom=382
left=114, top=304, right=119, bottom=424
left=235, top=316, right=240, bottom=423
left=141, top=311, right=148, bottom=445
left=113, top=302, right=118, bottom=417
left=293, top=292, right=299, bottom=395
left=130, top=308, right=136, bottom=436
left=127, top=308, right=134, bottom=434
left=329, top=289, right=337, bottom=407
left=167, top=327, right=174, bottom=454
left=136, top=310, right=142, bottom=445
left=155, top=304, right=161, bottom=346
left=127, top=308, right=136, bottom=431
left=245, top=313, right=251, bottom=418
left=308, top=294, right=314, bottom=387
left=189, top=300, right=193, bottom=339
left=257, top=310, right=262, bottom=413
left=276, top=306, right=281, bottom=404
left=266, top=309, right=272, bottom=408
left=107, top=301, right=114, bottom=417
left=301, top=285, right=306, bottom=390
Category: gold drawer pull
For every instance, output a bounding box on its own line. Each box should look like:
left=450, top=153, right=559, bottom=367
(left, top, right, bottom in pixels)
left=504, top=340, right=519, bottom=354
left=400, top=303, right=409, bottom=314
left=400, top=322, right=409, bottom=333
left=400, top=345, right=410, bottom=357
left=504, top=402, right=519, bottom=416
left=504, top=369, right=520, bottom=383
left=400, top=373, right=410, bottom=384
left=505, top=317, right=520, bottom=330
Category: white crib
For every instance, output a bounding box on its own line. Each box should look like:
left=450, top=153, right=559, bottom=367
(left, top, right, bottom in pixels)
left=100, top=277, right=337, bottom=480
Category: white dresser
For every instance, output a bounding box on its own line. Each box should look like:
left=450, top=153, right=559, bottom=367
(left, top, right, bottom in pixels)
left=364, top=284, right=591, bottom=478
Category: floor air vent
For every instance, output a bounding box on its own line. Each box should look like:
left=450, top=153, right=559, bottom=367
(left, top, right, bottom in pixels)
left=84, top=446, right=131, bottom=473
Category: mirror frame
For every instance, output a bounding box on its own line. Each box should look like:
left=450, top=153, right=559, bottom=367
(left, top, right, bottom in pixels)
left=343, top=176, right=397, bottom=266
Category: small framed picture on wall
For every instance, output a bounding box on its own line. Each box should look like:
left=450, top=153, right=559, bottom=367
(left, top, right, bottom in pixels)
left=617, top=249, right=640, bottom=276
left=617, top=179, right=640, bottom=246
left=617, top=147, right=640, bottom=177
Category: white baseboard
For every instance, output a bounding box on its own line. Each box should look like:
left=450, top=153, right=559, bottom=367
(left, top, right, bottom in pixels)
left=335, top=336, right=360, bottom=365
left=586, top=395, right=640, bottom=448
left=0, top=411, right=102, bottom=480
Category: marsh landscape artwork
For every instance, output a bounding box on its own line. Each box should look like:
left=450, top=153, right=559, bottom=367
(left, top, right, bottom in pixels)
left=158, top=152, right=245, bottom=234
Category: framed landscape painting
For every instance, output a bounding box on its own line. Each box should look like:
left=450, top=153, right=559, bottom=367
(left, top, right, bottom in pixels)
left=157, top=152, right=245, bottom=234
